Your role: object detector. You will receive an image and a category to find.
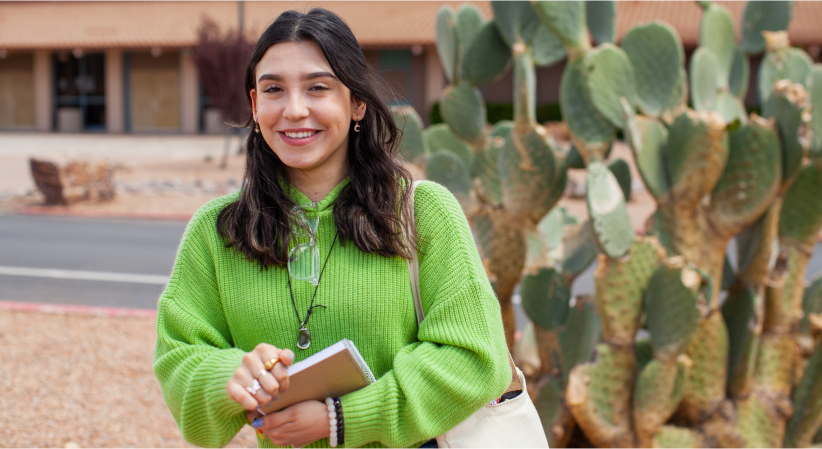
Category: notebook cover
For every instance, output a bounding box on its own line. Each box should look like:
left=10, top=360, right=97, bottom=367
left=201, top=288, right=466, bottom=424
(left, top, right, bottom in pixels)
left=258, top=341, right=374, bottom=414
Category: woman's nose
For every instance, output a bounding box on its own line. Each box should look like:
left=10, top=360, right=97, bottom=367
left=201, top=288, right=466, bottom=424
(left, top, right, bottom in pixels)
left=283, top=92, right=310, bottom=121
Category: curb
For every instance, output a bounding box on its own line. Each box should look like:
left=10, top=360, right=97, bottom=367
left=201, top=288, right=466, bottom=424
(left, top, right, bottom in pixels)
left=15, top=206, right=193, bottom=221
left=0, top=300, right=157, bottom=318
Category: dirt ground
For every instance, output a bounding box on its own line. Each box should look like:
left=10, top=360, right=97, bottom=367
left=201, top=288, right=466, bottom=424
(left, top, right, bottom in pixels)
left=0, top=308, right=258, bottom=448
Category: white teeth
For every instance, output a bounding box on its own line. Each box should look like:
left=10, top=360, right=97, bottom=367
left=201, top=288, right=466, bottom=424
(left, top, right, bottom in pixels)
left=284, top=131, right=317, bottom=139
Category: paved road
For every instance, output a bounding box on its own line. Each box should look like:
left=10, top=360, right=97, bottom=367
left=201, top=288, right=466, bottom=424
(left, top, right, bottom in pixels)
left=1, top=214, right=821, bottom=324
left=0, top=214, right=186, bottom=309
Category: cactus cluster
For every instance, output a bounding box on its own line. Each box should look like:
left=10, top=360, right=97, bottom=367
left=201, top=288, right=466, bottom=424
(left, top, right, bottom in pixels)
left=395, top=0, right=822, bottom=447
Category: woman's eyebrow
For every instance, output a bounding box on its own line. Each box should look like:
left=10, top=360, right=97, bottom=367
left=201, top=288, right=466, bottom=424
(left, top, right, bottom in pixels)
left=258, top=72, right=337, bottom=82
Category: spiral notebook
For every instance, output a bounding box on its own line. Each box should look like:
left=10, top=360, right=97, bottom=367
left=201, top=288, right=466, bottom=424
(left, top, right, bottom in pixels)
left=257, top=339, right=375, bottom=414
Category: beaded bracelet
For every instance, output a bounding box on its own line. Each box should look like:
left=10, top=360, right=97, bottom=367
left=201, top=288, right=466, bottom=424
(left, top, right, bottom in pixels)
left=325, top=397, right=344, bottom=447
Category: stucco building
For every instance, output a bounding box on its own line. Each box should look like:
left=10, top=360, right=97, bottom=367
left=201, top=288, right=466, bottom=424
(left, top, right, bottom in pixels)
left=0, top=1, right=820, bottom=134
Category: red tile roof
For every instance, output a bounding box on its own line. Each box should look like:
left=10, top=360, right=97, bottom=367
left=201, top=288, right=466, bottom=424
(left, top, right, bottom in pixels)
left=0, top=1, right=819, bottom=51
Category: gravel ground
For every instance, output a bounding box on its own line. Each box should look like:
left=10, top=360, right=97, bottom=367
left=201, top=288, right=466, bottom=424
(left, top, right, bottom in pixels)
left=0, top=308, right=257, bottom=448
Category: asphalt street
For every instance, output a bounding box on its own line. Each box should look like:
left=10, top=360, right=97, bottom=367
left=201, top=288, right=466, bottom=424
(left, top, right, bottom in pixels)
left=1, top=214, right=821, bottom=327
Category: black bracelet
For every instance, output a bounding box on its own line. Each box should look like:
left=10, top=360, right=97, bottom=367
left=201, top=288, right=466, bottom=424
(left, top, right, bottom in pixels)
left=334, top=397, right=344, bottom=446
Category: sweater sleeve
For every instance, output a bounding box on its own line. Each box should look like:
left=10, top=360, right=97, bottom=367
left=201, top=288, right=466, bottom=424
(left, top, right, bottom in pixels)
left=153, top=207, right=248, bottom=448
left=339, top=181, right=512, bottom=448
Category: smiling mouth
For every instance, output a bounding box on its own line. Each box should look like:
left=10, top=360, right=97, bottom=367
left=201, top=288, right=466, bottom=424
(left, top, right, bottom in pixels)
left=282, top=131, right=319, bottom=139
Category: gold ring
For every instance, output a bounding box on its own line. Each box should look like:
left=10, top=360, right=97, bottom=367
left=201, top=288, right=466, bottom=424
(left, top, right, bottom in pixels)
left=264, top=357, right=279, bottom=371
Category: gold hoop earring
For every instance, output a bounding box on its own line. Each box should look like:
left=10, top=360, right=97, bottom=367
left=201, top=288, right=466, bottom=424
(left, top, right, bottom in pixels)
left=354, top=115, right=360, bottom=133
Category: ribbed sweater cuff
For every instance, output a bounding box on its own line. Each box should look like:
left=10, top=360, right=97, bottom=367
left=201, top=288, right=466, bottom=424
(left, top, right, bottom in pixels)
left=181, top=348, right=248, bottom=446
left=340, top=382, right=397, bottom=448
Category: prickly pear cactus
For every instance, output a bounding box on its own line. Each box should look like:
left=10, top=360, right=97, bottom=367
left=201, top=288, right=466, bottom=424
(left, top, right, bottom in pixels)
left=405, top=1, right=822, bottom=447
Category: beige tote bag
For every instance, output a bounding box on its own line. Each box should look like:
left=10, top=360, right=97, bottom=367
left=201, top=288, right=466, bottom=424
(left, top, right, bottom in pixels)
left=404, top=181, right=550, bottom=448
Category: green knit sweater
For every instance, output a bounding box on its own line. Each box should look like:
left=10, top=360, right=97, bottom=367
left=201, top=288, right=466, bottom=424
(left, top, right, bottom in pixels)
left=153, top=179, right=510, bottom=448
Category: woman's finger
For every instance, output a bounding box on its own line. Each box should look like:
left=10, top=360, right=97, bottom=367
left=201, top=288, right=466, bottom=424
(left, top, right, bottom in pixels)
left=226, top=380, right=259, bottom=411
left=255, top=346, right=283, bottom=398
left=270, top=357, right=290, bottom=393
left=237, top=354, right=275, bottom=406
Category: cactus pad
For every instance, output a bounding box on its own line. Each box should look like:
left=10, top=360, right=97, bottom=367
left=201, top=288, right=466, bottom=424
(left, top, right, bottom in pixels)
left=565, top=144, right=585, bottom=169
left=662, top=68, right=689, bottom=123
left=665, top=110, right=729, bottom=208
left=741, top=1, right=793, bottom=54
left=513, top=52, right=536, bottom=125
left=656, top=425, right=707, bottom=448
left=772, top=81, right=811, bottom=183
left=607, top=158, right=632, bottom=202
left=462, top=20, right=512, bottom=86
left=440, top=83, right=487, bottom=145
left=594, top=236, right=666, bottom=345
left=699, top=4, right=736, bottom=86
left=690, top=47, right=720, bottom=112
left=582, top=44, right=636, bottom=128
left=729, top=47, right=750, bottom=99
left=680, top=312, right=729, bottom=423
left=521, top=267, right=570, bottom=331
left=624, top=109, right=670, bottom=200
left=533, top=1, right=590, bottom=56
left=779, top=161, right=822, bottom=245
left=499, top=124, right=560, bottom=223
left=561, top=220, right=599, bottom=283
left=424, top=150, right=472, bottom=206
left=391, top=105, right=426, bottom=164
left=532, top=22, right=568, bottom=67
left=586, top=161, right=635, bottom=258
left=722, top=287, right=761, bottom=398
left=784, top=343, right=822, bottom=448
left=472, top=121, right=510, bottom=205
left=801, top=275, right=822, bottom=337
left=472, top=208, right=527, bottom=303
left=425, top=123, right=473, bottom=168
left=435, top=6, right=458, bottom=84
left=561, top=59, right=616, bottom=162
left=490, top=0, right=540, bottom=47
left=759, top=47, right=813, bottom=108
left=713, top=92, right=748, bottom=125
left=566, top=344, right=636, bottom=448
left=621, top=22, right=683, bottom=118
left=585, top=1, right=615, bottom=45
left=558, top=295, right=601, bottom=385
left=455, top=4, right=483, bottom=55
left=633, top=357, right=691, bottom=446
left=809, top=64, right=822, bottom=156
left=645, top=261, right=703, bottom=360
left=707, top=116, right=781, bottom=237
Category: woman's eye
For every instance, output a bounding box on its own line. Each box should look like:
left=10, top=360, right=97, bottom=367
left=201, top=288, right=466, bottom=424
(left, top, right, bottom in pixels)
left=264, top=85, right=282, bottom=93
left=310, top=85, right=330, bottom=92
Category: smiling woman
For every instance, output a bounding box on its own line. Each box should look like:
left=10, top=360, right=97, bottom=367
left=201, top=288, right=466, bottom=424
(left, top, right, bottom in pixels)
left=153, top=8, right=513, bottom=449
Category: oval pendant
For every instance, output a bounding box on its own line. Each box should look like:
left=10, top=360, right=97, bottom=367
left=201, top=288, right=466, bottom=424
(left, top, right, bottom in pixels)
left=297, top=327, right=311, bottom=350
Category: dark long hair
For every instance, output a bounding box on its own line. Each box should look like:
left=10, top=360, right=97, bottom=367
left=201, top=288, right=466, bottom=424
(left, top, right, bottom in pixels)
left=217, top=7, right=415, bottom=268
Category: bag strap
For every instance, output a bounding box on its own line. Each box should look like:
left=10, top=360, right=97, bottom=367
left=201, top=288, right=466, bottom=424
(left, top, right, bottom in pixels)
left=404, top=181, right=521, bottom=391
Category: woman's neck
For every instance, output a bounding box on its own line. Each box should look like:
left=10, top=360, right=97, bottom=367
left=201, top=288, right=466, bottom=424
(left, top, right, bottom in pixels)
left=288, top=166, right=348, bottom=203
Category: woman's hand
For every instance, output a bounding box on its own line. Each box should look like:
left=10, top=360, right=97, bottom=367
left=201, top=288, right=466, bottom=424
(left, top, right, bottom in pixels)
left=226, top=343, right=294, bottom=411
left=248, top=400, right=330, bottom=447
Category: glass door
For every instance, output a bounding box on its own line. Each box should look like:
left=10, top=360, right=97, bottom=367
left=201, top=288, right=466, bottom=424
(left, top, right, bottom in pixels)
left=53, top=52, right=106, bottom=131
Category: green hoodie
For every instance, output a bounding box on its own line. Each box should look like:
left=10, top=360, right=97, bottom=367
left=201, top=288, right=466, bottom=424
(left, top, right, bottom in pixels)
left=153, top=179, right=510, bottom=448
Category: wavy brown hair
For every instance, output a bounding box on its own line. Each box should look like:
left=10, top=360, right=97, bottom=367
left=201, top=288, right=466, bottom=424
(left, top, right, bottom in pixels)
left=217, top=7, right=415, bottom=268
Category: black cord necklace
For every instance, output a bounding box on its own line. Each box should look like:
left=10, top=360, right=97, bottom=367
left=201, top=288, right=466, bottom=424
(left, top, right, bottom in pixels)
left=287, top=231, right=338, bottom=350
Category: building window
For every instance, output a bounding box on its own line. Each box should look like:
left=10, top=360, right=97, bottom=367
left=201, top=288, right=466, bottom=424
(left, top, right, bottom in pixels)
left=53, top=52, right=106, bottom=132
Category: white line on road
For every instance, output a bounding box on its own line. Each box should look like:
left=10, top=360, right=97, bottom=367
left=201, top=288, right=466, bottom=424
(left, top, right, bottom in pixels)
left=0, top=266, right=169, bottom=285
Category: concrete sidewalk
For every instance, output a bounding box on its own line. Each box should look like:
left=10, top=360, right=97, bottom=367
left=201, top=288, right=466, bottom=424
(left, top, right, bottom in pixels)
left=0, top=132, right=246, bottom=218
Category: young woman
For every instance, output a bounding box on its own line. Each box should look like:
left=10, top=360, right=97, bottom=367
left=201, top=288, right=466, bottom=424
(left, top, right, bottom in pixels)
left=154, top=8, right=510, bottom=448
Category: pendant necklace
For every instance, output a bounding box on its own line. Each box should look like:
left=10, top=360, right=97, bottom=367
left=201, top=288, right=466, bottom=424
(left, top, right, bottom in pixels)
left=287, top=231, right=338, bottom=350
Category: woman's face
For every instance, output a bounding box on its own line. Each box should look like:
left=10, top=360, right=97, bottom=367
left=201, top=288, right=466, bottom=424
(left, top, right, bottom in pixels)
left=250, top=40, right=365, bottom=177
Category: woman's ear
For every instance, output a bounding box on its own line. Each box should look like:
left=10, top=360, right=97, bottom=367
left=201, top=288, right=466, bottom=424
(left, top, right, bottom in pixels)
left=352, top=97, right=366, bottom=120
left=250, top=89, right=258, bottom=116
